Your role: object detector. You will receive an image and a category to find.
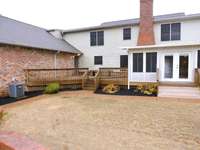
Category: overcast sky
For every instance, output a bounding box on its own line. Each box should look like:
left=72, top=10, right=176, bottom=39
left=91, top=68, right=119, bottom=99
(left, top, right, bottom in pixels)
left=1, top=0, right=200, bottom=30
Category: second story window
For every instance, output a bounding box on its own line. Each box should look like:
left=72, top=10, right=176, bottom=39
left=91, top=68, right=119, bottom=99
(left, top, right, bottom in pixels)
left=90, top=31, right=104, bottom=46
left=123, top=28, right=131, bottom=40
left=171, top=23, right=181, bottom=40
left=161, top=23, right=181, bottom=41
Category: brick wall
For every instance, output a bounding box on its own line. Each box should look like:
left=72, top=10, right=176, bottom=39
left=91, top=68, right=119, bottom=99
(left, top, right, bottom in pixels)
left=0, top=45, right=75, bottom=97
left=0, top=131, right=47, bottom=150
left=137, top=0, right=155, bottom=46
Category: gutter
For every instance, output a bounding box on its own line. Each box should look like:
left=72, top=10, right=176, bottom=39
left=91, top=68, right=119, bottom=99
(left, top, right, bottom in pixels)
left=121, top=43, right=200, bottom=51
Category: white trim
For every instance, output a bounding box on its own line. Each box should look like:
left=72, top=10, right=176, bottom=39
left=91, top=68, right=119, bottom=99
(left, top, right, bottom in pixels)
left=122, top=43, right=200, bottom=51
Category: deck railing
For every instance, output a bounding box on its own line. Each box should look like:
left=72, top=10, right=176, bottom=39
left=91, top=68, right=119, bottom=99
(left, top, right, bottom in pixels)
left=24, top=68, right=128, bottom=91
left=25, top=68, right=88, bottom=87
left=94, top=70, right=100, bottom=90
left=99, top=68, right=128, bottom=85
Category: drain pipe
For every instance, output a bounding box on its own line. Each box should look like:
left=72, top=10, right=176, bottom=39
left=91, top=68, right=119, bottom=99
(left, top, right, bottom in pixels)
left=54, top=51, right=60, bottom=80
left=54, top=51, right=60, bottom=69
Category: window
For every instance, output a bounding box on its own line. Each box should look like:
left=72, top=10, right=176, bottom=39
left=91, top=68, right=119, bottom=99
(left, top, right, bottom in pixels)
left=161, top=23, right=181, bottom=41
left=120, top=55, right=128, bottom=68
left=90, top=32, right=96, bottom=46
left=90, top=31, right=104, bottom=46
left=198, top=50, right=200, bottom=68
left=133, top=53, right=143, bottom=72
left=94, top=56, right=103, bottom=65
left=97, top=31, right=104, bottom=45
left=146, top=52, right=157, bottom=72
left=161, top=24, right=170, bottom=41
left=123, top=28, right=131, bottom=40
left=171, top=23, right=181, bottom=40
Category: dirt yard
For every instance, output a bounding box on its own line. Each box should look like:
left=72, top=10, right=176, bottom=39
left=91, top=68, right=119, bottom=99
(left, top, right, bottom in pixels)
left=1, top=91, right=200, bottom=150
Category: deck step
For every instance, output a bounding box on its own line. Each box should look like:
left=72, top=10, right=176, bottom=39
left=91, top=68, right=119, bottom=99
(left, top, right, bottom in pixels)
left=83, top=78, right=96, bottom=91
left=159, top=82, right=197, bottom=87
left=158, top=86, right=200, bottom=99
left=83, top=87, right=95, bottom=91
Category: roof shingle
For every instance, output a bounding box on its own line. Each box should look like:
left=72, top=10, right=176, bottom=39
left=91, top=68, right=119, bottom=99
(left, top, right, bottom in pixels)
left=0, top=15, right=80, bottom=54
left=64, top=12, right=200, bottom=33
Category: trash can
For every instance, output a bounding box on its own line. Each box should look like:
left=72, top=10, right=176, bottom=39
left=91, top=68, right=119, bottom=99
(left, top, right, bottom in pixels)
left=8, top=82, right=25, bottom=98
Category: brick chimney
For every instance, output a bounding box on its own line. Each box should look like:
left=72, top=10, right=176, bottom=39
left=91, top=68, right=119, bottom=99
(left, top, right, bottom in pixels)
left=137, top=0, right=155, bottom=46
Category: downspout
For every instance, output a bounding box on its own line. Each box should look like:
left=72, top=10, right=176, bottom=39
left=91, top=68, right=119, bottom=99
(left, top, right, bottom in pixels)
left=127, top=49, right=130, bottom=90
left=54, top=51, right=60, bottom=80
left=54, top=51, right=60, bottom=69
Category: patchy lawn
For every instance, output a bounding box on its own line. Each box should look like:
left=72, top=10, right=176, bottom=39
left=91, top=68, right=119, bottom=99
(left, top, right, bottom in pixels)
left=1, top=91, right=200, bottom=150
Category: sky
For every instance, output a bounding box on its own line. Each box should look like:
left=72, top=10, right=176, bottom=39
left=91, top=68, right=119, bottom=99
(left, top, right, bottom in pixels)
left=0, top=0, right=200, bottom=30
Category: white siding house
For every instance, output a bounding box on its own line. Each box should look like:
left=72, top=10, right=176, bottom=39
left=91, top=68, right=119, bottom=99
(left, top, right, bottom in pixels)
left=126, top=17, right=200, bottom=85
left=64, top=26, right=139, bottom=70
left=63, top=12, right=200, bottom=85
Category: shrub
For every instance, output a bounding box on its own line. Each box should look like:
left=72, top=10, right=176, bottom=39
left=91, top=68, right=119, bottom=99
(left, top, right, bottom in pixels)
left=0, top=110, right=8, bottom=125
left=44, top=83, right=60, bottom=94
left=103, top=84, right=120, bottom=94
left=136, top=83, right=158, bottom=96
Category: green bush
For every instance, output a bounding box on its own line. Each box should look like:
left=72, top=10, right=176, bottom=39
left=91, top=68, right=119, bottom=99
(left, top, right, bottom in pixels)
left=44, top=83, right=60, bottom=94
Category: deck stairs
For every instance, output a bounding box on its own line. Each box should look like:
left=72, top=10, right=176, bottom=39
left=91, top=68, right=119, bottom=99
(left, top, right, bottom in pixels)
left=83, top=78, right=96, bottom=91
left=158, top=82, right=200, bottom=99
left=82, top=70, right=97, bottom=91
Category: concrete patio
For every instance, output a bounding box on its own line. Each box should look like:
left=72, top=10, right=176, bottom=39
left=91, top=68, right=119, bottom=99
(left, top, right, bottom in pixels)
left=158, top=86, right=200, bottom=99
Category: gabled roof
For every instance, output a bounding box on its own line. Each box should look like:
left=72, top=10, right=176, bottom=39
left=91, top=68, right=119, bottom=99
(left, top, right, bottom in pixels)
left=0, top=15, right=81, bottom=54
left=63, top=13, right=200, bottom=34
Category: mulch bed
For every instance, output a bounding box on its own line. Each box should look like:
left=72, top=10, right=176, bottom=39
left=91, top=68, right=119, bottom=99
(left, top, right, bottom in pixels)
left=95, top=88, right=157, bottom=97
left=0, top=91, right=43, bottom=106
left=0, top=87, right=82, bottom=106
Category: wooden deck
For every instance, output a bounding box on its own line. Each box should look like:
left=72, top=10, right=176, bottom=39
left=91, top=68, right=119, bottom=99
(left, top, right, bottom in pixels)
left=99, top=68, right=128, bottom=86
left=25, top=68, right=88, bottom=87
left=25, top=68, right=128, bottom=91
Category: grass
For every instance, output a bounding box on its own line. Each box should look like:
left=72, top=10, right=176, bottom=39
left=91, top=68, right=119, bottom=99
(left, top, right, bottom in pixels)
left=1, top=91, right=200, bottom=150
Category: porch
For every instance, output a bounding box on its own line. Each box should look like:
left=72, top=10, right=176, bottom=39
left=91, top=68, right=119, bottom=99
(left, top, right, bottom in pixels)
left=24, top=68, right=200, bottom=99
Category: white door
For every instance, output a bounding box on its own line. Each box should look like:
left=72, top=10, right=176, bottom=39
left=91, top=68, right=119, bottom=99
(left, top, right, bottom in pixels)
left=161, top=52, right=192, bottom=82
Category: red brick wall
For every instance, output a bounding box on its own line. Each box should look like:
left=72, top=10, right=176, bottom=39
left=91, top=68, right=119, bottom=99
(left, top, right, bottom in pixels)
left=0, top=45, right=75, bottom=97
left=0, top=131, right=47, bottom=150
left=137, top=0, right=155, bottom=46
